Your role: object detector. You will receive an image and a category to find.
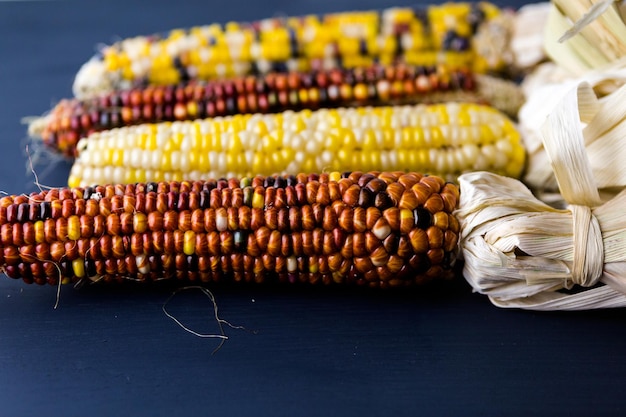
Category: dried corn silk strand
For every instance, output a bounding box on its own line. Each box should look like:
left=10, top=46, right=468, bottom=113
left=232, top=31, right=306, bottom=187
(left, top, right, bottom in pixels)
left=459, top=82, right=626, bottom=310
left=0, top=171, right=460, bottom=289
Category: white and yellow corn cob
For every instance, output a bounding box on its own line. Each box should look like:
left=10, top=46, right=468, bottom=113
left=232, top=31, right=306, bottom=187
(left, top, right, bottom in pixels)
left=68, top=102, right=525, bottom=187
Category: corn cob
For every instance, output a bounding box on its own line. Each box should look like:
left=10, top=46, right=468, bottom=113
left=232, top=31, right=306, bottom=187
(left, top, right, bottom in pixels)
left=0, top=171, right=459, bottom=288
left=68, top=102, right=525, bottom=188
left=32, top=64, right=490, bottom=159
left=72, top=2, right=513, bottom=99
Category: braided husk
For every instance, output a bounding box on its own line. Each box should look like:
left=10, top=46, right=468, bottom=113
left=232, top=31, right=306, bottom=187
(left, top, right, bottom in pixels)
left=458, top=82, right=626, bottom=310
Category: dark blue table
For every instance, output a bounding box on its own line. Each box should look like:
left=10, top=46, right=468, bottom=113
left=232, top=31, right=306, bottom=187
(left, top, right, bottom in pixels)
left=2, top=1, right=625, bottom=416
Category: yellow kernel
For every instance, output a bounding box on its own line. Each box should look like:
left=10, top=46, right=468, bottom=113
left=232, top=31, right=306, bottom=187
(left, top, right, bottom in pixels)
left=67, top=175, right=80, bottom=189
left=67, top=215, right=80, bottom=240
left=111, top=149, right=124, bottom=166
left=34, top=221, right=45, bottom=244
left=72, top=258, right=86, bottom=279
left=183, top=230, right=196, bottom=255
left=161, top=152, right=172, bottom=171
left=172, top=171, right=183, bottom=182
left=252, top=191, right=264, bottom=209
left=133, top=212, right=148, bottom=233
left=329, top=171, right=341, bottom=182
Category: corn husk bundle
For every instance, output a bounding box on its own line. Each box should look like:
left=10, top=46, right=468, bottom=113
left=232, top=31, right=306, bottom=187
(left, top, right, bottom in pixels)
left=476, top=0, right=626, bottom=310
left=459, top=82, right=626, bottom=310
left=519, top=0, right=626, bottom=193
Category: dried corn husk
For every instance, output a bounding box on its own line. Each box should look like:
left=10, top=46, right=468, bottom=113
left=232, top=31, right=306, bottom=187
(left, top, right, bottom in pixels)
left=458, top=82, right=626, bottom=310
left=545, top=0, right=626, bottom=75
left=510, top=2, right=551, bottom=70
left=519, top=61, right=626, bottom=192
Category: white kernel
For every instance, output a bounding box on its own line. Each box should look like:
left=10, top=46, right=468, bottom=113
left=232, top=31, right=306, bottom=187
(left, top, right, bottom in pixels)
left=320, top=150, right=333, bottom=166
left=81, top=166, right=92, bottom=184
left=304, top=138, right=320, bottom=154
left=287, top=256, right=297, bottom=272
left=180, top=136, right=192, bottom=153
left=462, top=144, right=479, bottom=161
left=387, top=151, right=398, bottom=169
left=112, top=167, right=124, bottom=184
left=130, top=148, right=141, bottom=167
left=94, top=167, right=106, bottom=185
left=216, top=211, right=228, bottom=232
left=481, top=144, right=497, bottom=166
left=99, top=166, right=110, bottom=183
left=139, top=150, right=150, bottom=169
left=244, top=150, right=254, bottom=166
left=380, top=151, right=389, bottom=171
left=179, top=153, right=190, bottom=173
left=496, top=138, right=513, bottom=155
left=473, top=152, right=488, bottom=171
left=208, top=151, right=219, bottom=169
left=446, top=150, right=457, bottom=173
left=170, top=151, right=181, bottom=171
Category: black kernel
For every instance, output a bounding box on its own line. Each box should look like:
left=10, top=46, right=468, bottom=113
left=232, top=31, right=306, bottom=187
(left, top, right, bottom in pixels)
left=273, top=176, right=286, bottom=189
left=199, top=190, right=211, bottom=209
left=286, top=175, right=298, bottom=187
left=357, top=173, right=376, bottom=187
left=374, top=192, right=393, bottom=210
left=17, top=203, right=29, bottom=223
left=39, top=201, right=52, bottom=220
left=358, top=188, right=374, bottom=207
left=186, top=255, right=198, bottom=271
left=413, top=207, right=432, bottom=229
left=86, top=259, right=97, bottom=277
left=263, top=176, right=275, bottom=188
left=84, top=186, right=95, bottom=200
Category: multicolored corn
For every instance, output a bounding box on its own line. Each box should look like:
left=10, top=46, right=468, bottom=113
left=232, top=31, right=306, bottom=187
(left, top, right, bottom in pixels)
left=67, top=102, right=526, bottom=187
left=72, top=2, right=514, bottom=98
left=0, top=171, right=460, bottom=288
left=32, top=64, right=487, bottom=158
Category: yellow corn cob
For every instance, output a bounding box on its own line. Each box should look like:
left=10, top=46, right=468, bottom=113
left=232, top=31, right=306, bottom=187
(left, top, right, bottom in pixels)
left=0, top=172, right=460, bottom=288
left=68, top=102, right=525, bottom=188
left=72, top=2, right=514, bottom=98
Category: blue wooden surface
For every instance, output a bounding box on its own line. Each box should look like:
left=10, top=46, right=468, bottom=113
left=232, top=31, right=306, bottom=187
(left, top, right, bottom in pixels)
left=1, top=1, right=626, bottom=416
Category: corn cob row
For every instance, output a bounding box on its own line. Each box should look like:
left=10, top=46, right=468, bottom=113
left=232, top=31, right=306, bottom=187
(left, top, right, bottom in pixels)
left=67, top=102, right=525, bottom=187
left=32, top=64, right=487, bottom=158
left=0, top=171, right=459, bottom=288
left=73, top=2, right=512, bottom=98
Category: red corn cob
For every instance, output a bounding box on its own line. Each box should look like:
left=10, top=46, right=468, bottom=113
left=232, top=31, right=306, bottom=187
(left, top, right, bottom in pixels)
left=0, top=171, right=459, bottom=288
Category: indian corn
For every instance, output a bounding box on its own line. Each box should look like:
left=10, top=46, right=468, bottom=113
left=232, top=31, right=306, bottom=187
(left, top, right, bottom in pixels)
left=0, top=171, right=459, bottom=288
left=68, top=102, right=525, bottom=187
left=32, top=64, right=487, bottom=158
left=72, top=2, right=514, bottom=98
